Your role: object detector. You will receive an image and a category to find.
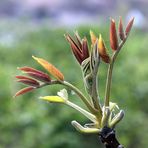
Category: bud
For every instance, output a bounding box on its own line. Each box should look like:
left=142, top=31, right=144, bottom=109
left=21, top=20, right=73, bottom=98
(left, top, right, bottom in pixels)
left=118, top=17, right=125, bottom=40
left=110, top=19, right=118, bottom=51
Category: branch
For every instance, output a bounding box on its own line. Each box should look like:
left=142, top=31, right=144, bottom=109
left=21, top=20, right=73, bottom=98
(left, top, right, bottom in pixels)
left=99, top=127, right=124, bottom=148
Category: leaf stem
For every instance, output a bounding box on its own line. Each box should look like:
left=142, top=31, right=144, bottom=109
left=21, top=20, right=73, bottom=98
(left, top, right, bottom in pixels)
left=104, top=37, right=127, bottom=106
left=61, top=81, right=98, bottom=114
left=66, top=101, right=97, bottom=123
left=38, top=80, right=98, bottom=115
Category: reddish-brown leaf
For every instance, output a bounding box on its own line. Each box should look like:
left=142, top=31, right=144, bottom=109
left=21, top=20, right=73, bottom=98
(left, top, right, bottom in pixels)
left=110, top=19, right=118, bottom=51
left=32, top=56, right=64, bottom=81
left=17, top=79, right=39, bottom=87
left=70, top=41, right=83, bottom=64
left=82, top=38, right=89, bottom=60
left=16, top=75, right=33, bottom=80
left=118, top=17, right=125, bottom=40
left=125, top=17, right=134, bottom=36
left=14, top=86, right=35, bottom=97
left=18, top=66, right=45, bottom=75
left=65, top=34, right=83, bottom=64
left=74, top=31, right=82, bottom=49
left=26, top=72, right=51, bottom=82
left=16, top=75, right=39, bottom=87
left=65, top=34, right=82, bottom=55
left=100, top=54, right=110, bottom=63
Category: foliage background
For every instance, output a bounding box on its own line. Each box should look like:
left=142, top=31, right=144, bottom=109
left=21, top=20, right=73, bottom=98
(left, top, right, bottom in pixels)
left=0, top=21, right=148, bottom=148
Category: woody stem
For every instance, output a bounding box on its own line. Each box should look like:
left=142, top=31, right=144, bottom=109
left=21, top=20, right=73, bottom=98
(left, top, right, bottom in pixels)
left=99, top=127, right=124, bottom=148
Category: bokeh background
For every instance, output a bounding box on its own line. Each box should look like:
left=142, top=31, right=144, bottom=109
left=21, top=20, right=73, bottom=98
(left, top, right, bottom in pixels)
left=0, top=0, right=148, bottom=148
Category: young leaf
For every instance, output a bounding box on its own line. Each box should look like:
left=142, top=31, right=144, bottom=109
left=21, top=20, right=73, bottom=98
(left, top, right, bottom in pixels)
left=26, top=72, right=51, bottom=83
left=109, top=102, right=119, bottom=111
left=98, top=34, right=110, bottom=63
left=118, top=17, right=125, bottom=40
left=109, top=110, right=124, bottom=128
left=32, top=56, right=64, bottom=81
left=57, top=89, right=68, bottom=100
left=16, top=75, right=35, bottom=81
left=17, top=79, right=39, bottom=87
left=74, top=31, right=82, bottom=48
left=16, top=75, right=40, bottom=87
left=65, top=34, right=83, bottom=64
left=18, top=66, right=45, bottom=75
left=90, top=30, right=97, bottom=45
left=110, top=19, right=118, bottom=51
left=40, top=96, right=66, bottom=103
left=71, top=120, right=100, bottom=134
left=82, top=38, right=89, bottom=60
left=125, top=17, right=134, bottom=36
left=14, top=86, right=35, bottom=97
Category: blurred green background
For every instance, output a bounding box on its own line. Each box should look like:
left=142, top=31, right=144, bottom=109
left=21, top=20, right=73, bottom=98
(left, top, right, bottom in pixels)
left=0, top=21, right=148, bottom=148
